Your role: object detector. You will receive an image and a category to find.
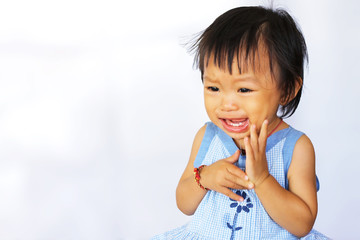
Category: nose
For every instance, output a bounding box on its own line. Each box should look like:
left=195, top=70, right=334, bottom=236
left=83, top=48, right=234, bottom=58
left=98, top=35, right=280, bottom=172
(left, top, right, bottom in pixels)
left=221, top=94, right=238, bottom=111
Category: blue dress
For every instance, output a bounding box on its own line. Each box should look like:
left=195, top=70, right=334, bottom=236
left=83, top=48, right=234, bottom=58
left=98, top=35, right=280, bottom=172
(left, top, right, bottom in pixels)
left=153, top=122, right=329, bottom=240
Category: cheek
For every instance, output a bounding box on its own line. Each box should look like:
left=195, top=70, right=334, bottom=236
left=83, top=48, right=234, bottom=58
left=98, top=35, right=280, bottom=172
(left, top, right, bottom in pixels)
left=245, top=98, right=278, bottom=124
left=246, top=100, right=264, bottom=115
left=204, top=96, right=215, bottom=116
left=204, top=95, right=217, bottom=109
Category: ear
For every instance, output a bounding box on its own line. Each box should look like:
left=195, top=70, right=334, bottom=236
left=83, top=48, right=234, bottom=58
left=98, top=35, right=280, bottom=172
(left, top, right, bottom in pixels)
left=280, top=77, right=303, bottom=106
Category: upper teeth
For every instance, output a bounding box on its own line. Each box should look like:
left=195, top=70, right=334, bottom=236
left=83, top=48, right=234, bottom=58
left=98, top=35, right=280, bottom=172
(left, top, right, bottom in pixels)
left=229, top=121, right=244, bottom=127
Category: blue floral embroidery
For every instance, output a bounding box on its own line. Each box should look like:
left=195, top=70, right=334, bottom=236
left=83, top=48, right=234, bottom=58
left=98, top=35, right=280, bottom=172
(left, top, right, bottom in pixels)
left=227, top=190, right=253, bottom=240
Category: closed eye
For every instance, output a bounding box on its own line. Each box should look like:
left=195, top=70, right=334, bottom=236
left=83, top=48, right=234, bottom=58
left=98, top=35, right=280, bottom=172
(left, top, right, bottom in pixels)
left=207, top=86, right=219, bottom=92
left=239, top=88, right=252, bottom=93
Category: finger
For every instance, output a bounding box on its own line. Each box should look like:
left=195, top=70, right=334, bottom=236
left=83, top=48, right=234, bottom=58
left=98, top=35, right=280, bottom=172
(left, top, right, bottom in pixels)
left=225, top=174, right=254, bottom=190
left=250, top=124, right=259, bottom=153
left=259, top=119, right=268, bottom=150
left=224, top=180, right=250, bottom=190
left=224, top=150, right=240, bottom=164
left=221, top=187, right=244, bottom=202
left=227, top=165, right=249, bottom=181
left=244, top=137, right=254, bottom=163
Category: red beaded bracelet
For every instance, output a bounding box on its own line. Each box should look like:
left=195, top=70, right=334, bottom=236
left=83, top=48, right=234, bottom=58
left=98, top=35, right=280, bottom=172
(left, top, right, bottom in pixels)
left=193, top=165, right=208, bottom=190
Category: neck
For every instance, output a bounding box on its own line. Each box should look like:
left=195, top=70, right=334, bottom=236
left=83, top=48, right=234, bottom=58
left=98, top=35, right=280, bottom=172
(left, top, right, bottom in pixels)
left=267, top=118, right=283, bottom=137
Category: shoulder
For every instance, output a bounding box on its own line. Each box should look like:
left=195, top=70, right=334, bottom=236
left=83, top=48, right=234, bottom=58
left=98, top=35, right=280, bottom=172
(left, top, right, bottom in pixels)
left=280, top=126, right=305, bottom=169
left=191, top=122, right=218, bottom=149
left=294, top=134, right=314, bottom=154
left=177, top=123, right=209, bottom=181
left=291, top=134, right=315, bottom=175
left=284, top=126, right=305, bottom=141
left=287, top=133, right=316, bottom=192
left=282, top=126, right=306, bottom=161
left=192, top=122, right=218, bottom=167
left=192, top=124, right=207, bottom=150
left=285, top=126, right=315, bottom=174
left=189, top=123, right=212, bottom=162
left=280, top=126, right=317, bottom=189
left=289, top=130, right=315, bottom=165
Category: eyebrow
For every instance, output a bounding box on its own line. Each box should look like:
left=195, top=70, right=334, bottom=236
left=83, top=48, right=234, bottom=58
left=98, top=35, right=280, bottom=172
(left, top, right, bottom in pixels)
left=234, top=75, right=257, bottom=82
left=203, top=74, right=257, bottom=83
left=203, top=76, right=219, bottom=83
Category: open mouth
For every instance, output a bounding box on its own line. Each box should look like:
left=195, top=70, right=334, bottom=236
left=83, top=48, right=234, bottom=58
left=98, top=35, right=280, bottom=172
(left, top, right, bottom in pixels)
left=220, top=118, right=249, bottom=133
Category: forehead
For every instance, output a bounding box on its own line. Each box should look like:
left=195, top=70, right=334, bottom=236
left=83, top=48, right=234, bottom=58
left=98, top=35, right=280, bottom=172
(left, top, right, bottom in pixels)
left=203, top=44, right=278, bottom=86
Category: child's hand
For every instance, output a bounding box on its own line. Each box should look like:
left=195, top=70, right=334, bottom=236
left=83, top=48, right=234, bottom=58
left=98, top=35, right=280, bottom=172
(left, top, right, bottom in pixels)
left=244, top=120, right=271, bottom=188
left=200, top=150, right=254, bottom=201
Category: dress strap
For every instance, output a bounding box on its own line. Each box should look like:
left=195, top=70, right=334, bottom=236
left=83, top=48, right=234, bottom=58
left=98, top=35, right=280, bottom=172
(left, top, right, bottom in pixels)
left=194, top=122, right=239, bottom=167
left=193, top=122, right=216, bottom=167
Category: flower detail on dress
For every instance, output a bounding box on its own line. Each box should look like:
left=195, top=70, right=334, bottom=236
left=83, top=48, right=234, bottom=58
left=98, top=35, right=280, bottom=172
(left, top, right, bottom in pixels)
left=227, top=190, right=253, bottom=240
left=229, top=190, right=253, bottom=213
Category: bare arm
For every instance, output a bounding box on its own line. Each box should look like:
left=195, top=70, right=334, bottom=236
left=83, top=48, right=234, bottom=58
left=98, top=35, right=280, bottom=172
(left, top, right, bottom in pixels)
left=245, top=121, right=317, bottom=237
left=176, top=125, right=208, bottom=215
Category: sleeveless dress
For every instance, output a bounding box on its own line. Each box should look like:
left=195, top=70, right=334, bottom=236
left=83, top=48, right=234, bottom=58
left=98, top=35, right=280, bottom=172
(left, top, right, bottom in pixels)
left=152, top=122, right=329, bottom=240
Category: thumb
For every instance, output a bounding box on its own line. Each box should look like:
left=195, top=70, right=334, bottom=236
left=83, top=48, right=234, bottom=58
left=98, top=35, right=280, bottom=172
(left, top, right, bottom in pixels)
left=224, top=150, right=240, bottom=163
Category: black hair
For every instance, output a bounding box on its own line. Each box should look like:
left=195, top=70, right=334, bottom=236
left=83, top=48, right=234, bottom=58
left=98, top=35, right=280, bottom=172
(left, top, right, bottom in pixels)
left=190, top=6, right=308, bottom=118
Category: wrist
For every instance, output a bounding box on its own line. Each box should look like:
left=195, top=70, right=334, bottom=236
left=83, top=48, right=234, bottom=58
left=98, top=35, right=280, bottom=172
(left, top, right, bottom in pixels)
left=254, top=172, right=271, bottom=190
left=194, top=165, right=208, bottom=190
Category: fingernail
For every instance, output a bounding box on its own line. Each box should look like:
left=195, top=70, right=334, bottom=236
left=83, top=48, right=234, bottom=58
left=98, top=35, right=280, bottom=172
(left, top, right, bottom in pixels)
left=248, top=183, right=254, bottom=189
left=238, top=197, right=244, bottom=202
left=244, top=175, right=249, bottom=180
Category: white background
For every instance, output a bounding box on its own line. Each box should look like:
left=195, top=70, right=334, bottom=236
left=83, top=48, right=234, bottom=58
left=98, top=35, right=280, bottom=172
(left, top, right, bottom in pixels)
left=0, top=0, right=359, bottom=239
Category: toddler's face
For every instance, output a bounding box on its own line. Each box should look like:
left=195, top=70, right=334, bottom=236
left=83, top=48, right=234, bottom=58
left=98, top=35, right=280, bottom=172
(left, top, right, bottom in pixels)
left=203, top=51, right=282, bottom=148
